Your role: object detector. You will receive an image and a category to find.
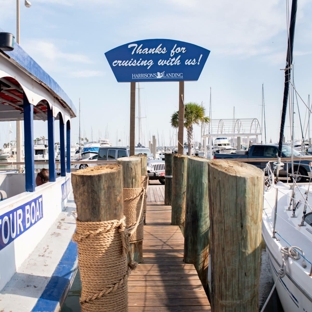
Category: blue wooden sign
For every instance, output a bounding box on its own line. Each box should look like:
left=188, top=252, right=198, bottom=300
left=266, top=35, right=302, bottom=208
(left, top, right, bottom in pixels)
left=105, top=39, right=210, bottom=82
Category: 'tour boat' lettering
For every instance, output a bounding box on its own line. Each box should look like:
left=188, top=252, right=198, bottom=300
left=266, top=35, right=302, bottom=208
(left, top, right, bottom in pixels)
left=0, top=195, right=43, bottom=250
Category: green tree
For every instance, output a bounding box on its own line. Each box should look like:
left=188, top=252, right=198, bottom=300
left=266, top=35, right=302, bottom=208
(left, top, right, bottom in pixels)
left=171, top=102, right=209, bottom=155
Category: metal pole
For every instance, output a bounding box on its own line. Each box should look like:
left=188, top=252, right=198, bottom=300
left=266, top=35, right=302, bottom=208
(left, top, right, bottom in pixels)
left=16, top=0, right=20, bottom=43
left=178, top=81, right=184, bottom=154
left=16, top=0, right=23, bottom=171
left=16, top=0, right=32, bottom=171
left=130, top=82, right=136, bottom=156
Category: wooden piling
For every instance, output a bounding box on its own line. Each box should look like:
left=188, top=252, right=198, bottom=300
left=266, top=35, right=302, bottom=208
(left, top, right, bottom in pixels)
left=118, top=157, right=144, bottom=263
left=133, top=153, right=147, bottom=176
left=164, top=153, right=173, bottom=205
left=184, top=156, right=210, bottom=292
left=171, top=154, right=188, bottom=232
left=72, top=165, right=123, bottom=221
left=208, top=160, right=263, bottom=312
left=131, top=154, right=149, bottom=224
left=71, top=165, right=128, bottom=312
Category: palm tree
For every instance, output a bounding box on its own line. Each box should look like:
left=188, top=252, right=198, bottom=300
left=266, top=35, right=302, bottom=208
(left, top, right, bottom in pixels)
left=171, top=102, right=209, bottom=155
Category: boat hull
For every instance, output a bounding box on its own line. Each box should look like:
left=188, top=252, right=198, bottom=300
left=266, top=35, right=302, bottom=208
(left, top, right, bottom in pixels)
left=262, top=183, right=312, bottom=312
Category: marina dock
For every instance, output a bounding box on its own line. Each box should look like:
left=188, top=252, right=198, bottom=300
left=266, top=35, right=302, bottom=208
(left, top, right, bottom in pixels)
left=128, top=182, right=211, bottom=311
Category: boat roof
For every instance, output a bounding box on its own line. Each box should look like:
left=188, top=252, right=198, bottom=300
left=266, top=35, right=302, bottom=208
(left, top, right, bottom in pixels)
left=0, top=30, right=76, bottom=122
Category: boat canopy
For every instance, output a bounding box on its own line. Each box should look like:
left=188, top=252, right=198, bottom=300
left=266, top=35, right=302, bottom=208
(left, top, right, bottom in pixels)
left=0, top=30, right=77, bottom=191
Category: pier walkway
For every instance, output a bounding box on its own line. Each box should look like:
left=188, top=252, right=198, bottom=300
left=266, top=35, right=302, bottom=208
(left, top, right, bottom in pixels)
left=128, top=182, right=211, bottom=311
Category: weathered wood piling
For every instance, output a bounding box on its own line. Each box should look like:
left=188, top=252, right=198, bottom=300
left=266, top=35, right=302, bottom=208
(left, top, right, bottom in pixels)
left=132, top=153, right=149, bottom=224
left=118, top=157, right=145, bottom=263
left=71, top=165, right=129, bottom=312
left=208, top=160, right=263, bottom=312
left=171, top=154, right=188, bottom=232
left=164, top=153, right=173, bottom=205
left=184, top=156, right=210, bottom=292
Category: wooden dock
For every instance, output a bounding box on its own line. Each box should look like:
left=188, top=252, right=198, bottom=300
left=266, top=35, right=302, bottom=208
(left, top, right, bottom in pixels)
left=128, top=182, right=211, bottom=311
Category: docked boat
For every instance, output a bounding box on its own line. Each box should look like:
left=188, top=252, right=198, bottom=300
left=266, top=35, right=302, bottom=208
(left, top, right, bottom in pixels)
left=80, top=138, right=111, bottom=156
left=262, top=1, right=312, bottom=311
left=34, top=140, right=63, bottom=161
left=34, top=143, right=49, bottom=161
left=0, top=32, right=77, bottom=310
left=0, top=141, right=23, bottom=161
left=209, top=137, right=236, bottom=155
left=262, top=175, right=312, bottom=311
left=0, top=149, right=11, bottom=161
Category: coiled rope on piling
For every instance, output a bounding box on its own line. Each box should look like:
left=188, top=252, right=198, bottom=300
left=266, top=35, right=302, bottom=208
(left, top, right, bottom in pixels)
left=123, top=186, right=146, bottom=242
left=73, top=216, right=136, bottom=312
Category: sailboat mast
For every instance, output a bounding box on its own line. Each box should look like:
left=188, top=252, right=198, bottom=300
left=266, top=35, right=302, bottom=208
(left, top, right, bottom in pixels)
left=278, top=0, right=297, bottom=157
left=79, top=98, right=81, bottom=148
left=261, top=84, right=267, bottom=144
left=308, top=95, right=311, bottom=146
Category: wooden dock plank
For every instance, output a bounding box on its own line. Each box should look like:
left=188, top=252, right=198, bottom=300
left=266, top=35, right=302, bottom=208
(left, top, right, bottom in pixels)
left=128, top=184, right=211, bottom=311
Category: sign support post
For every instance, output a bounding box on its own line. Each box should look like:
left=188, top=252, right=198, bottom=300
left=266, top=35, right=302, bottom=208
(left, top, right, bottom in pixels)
left=178, top=81, right=185, bottom=154
left=130, top=82, right=136, bottom=156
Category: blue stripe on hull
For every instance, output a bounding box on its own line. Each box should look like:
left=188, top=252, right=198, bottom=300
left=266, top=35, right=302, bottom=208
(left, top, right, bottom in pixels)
left=31, top=240, right=78, bottom=312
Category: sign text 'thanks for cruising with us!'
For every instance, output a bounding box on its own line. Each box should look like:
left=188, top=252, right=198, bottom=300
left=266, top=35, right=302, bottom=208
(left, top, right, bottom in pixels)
left=105, top=39, right=210, bottom=83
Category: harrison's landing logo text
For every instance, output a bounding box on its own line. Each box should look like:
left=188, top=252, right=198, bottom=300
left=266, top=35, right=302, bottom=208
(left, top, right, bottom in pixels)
left=132, top=72, right=183, bottom=80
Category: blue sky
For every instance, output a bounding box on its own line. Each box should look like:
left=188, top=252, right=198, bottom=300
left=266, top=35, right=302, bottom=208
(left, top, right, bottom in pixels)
left=1, top=0, right=312, bottom=148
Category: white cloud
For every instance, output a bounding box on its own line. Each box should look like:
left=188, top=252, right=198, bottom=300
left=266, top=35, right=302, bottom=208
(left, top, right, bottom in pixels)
left=24, top=40, right=92, bottom=63
left=69, top=70, right=104, bottom=78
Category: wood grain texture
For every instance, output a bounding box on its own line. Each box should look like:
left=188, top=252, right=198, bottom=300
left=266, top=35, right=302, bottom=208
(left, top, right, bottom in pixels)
left=184, top=156, right=210, bottom=291
left=165, top=153, right=173, bottom=205
left=71, top=165, right=123, bottom=221
left=118, top=156, right=141, bottom=188
left=118, top=156, right=144, bottom=262
left=171, top=154, right=188, bottom=229
left=208, top=160, right=263, bottom=312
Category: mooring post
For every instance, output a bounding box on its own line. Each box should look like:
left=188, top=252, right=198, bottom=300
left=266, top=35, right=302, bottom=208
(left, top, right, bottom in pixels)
left=118, top=156, right=144, bottom=263
left=132, top=153, right=149, bottom=224
left=164, top=153, right=173, bottom=205
left=208, top=160, right=263, bottom=311
left=184, top=156, right=210, bottom=291
left=171, top=154, right=188, bottom=233
left=71, top=165, right=129, bottom=312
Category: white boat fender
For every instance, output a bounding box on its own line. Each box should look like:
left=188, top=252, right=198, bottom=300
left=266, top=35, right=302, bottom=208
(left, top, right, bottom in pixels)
left=0, top=190, right=7, bottom=201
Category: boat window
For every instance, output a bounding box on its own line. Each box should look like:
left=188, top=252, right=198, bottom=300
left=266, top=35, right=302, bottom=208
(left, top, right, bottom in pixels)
left=304, top=212, right=312, bottom=227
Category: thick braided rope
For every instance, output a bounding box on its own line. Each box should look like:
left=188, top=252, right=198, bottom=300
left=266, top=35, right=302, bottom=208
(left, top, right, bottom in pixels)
left=72, top=217, right=133, bottom=312
left=123, top=187, right=145, bottom=242
left=80, top=266, right=132, bottom=305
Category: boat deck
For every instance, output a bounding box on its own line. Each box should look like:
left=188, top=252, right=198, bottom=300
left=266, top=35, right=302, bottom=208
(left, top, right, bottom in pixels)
left=128, top=182, right=211, bottom=311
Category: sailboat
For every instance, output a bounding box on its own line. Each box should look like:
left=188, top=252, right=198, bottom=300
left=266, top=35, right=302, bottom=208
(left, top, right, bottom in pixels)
left=262, top=1, right=312, bottom=311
